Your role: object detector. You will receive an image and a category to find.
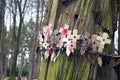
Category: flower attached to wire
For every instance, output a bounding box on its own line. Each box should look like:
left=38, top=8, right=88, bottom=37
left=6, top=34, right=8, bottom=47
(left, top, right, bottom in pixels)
left=43, top=24, right=52, bottom=37
left=62, top=29, right=68, bottom=36
left=59, top=24, right=69, bottom=37
left=49, top=47, right=55, bottom=54
left=69, top=42, right=75, bottom=53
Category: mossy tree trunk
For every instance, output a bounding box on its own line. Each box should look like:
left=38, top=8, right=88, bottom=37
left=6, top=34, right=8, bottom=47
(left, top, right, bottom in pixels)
left=39, top=0, right=117, bottom=80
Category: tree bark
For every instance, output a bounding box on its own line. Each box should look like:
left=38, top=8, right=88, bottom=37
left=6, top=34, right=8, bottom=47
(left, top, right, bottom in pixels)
left=39, top=0, right=117, bottom=80
left=28, top=0, right=40, bottom=80
left=0, top=0, right=5, bottom=39
left=117, top=0, right=120, bottom=79
left=18, top=52, right=24, bottom=80
left=9, top=0, right=27, bottom=80
left=0, top=0, right=5, bottom=79
left=118, top=0, right=120, bottom=56
left=10, top=15, right=24, bottom=80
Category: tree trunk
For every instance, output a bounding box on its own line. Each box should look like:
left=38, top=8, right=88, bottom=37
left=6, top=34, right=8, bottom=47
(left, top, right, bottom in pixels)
left=28, top=0, right=40, bottom=80
left=33, top=0, right=41, bottom=78
left=10, top=17, right=23, bottom=80
left=39, top=0, right=118, bottom=80
left=118, top=0, right=120, bottom=56
left=34, top=0, right=45, bottom=79
left=18, top=52, right=24, bottom=80
left=0, top=0, right=5, bottom=79
left=117, top=0, right=120, bottom=79
left=9, top=0, right=27, bottom=79
left=9, top=1, right=18, bottom=79
left=0, top=0, right=5, bottom=39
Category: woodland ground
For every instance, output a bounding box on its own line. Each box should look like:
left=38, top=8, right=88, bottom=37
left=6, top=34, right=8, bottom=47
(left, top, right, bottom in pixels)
left=3, top=77, right=27, bottom=80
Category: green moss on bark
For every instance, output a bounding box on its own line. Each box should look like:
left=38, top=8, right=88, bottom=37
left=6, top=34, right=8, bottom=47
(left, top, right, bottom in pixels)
left=39, top=0, right=115, bottom=80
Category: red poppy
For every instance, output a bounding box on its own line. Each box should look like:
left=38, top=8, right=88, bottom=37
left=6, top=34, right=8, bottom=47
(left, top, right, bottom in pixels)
left=49, top=48, right=54, bottom=53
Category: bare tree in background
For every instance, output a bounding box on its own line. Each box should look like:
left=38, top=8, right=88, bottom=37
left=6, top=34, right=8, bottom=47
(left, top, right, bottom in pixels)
left=28, top=0, right=41, bottom=79
left=33, top=0, right=45, bottom=79
left=8, top=0, right=28, bottom=80
left=118, top=0, right=120, bottom=55
left=0, top=0, right=6, bottom=79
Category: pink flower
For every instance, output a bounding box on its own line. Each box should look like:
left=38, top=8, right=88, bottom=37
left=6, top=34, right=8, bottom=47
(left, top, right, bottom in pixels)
left=62, top=28, right=68, bottom=36
left=43, top=25, right=52, bottom=36
left=69, top=43, right=75, bottom=50
left=46, top=27, right=51, bottom=35
left=59, top=24, right=69, bottom=37
left=69, top=43, right=75, bottom=53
